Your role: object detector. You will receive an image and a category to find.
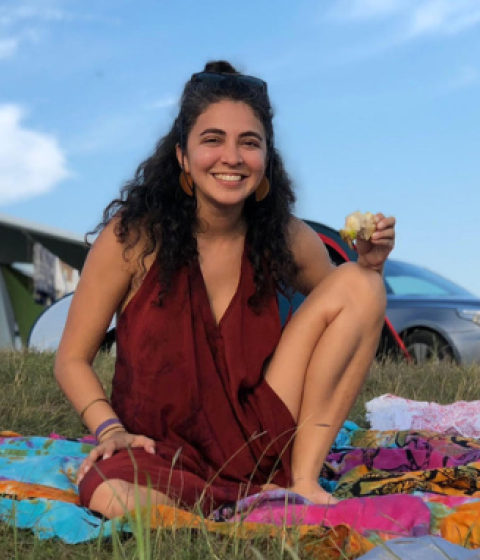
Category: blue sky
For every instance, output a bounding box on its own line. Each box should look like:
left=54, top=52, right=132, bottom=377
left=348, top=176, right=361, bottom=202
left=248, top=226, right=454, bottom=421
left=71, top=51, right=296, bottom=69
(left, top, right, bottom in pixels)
left=1, top=0, right=479, bottom=295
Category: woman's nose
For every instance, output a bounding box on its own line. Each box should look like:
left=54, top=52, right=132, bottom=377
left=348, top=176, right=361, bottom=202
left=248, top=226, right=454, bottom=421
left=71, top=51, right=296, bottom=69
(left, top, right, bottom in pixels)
left=220, top=141, right=243, bottom=166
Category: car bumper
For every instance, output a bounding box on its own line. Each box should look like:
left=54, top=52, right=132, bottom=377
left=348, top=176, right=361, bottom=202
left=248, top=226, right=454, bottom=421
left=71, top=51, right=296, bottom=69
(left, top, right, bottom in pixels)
left=450, top=329, right=480, bottom=364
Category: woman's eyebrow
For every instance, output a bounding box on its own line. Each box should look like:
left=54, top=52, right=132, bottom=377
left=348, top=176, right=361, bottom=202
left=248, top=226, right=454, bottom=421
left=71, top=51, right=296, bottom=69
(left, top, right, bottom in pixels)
left=239, top=131, right=264, bottom=141
left=199, top=128, right=264, bottom=141
left=199, top=128, right=225, bottom=136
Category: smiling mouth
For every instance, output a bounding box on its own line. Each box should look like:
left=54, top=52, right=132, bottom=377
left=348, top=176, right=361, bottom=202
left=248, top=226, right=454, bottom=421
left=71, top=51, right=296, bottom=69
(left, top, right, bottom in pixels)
left=212, top=173, right=246, bottom=182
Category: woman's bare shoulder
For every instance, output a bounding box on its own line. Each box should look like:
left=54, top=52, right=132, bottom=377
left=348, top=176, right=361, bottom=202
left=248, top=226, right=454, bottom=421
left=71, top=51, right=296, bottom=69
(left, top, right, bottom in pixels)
left=286, top=216, right=323, bottom=249
left=90, top=217, right=157, bottom=276
left=56, top=217, right=159, bottom=362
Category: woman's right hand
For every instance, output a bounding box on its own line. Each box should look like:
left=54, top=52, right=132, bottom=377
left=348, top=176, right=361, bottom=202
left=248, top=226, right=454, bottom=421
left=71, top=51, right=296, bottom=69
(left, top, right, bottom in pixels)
left=76, top=431, right=156, bottom=485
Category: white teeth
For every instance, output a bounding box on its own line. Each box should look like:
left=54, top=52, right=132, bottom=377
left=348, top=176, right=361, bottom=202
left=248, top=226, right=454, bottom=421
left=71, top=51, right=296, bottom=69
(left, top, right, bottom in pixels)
left=214, top=174, right=243, bottom=182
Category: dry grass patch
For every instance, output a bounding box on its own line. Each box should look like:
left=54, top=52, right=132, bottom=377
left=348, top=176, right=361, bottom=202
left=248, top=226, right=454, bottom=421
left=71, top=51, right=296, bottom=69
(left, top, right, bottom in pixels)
left=1, top=349, right=480, bottom=558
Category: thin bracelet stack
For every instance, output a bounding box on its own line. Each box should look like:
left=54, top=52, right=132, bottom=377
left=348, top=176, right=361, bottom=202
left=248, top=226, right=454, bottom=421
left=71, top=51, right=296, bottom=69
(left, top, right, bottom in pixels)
left=79, top=397, right=109, bottom=422
left=94, top=418, right=125, bottom=442
left=78, top=397, right=126, bottom=442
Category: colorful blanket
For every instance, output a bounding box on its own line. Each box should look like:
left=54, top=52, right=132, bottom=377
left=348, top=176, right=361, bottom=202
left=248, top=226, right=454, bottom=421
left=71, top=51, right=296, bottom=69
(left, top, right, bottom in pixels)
left=366, top=394, right=480, bottom=438
left=1, top=424, right=480, bottom=556
left=0, top=432, right=126, bottom=542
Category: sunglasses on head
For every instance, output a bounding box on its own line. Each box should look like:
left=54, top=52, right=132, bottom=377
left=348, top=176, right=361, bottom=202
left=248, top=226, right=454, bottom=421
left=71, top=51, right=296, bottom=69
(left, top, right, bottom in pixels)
left=190, top=71, right=268, bottom=94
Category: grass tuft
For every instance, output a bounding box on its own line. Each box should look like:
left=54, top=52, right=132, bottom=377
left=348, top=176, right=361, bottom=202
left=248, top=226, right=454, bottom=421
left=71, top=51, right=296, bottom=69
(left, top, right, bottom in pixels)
left=1, top=349, right=480, bottom=558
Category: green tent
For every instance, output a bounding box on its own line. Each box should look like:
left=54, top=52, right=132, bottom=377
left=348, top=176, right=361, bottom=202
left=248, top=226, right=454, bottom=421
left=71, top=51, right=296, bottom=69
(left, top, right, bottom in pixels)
left=0, top=212, right=88, bottom=349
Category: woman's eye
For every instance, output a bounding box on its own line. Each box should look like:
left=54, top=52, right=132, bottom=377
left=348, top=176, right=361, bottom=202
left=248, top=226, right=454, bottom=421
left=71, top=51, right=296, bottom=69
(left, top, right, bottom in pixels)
left=244, top=140, right=260, bottom=148
left=204, top=137, right=220, bottom=144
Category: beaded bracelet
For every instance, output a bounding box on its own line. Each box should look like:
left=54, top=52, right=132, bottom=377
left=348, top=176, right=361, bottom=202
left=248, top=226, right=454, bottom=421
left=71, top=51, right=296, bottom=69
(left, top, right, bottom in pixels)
left=94, top=418, right=123, bottom=441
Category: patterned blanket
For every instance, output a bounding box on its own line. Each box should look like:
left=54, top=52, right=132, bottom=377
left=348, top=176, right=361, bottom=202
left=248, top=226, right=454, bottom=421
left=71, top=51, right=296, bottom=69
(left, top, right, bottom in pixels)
left=1, top=424, right=480, bottom=557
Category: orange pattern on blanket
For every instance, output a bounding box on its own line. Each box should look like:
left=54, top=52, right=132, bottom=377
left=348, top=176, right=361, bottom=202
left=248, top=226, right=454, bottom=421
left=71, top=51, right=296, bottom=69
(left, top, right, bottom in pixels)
left=335, top=462, right=480, bottom=499
left=127, top=505, right=375, bottom=558
left=441, top=502, right=480, bottom=549
left=0, top=481, right=79, bottom=504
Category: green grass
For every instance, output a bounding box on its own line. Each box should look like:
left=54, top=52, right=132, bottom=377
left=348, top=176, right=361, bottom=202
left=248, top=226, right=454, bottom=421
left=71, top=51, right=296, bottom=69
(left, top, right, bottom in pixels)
left=1, top=349, right=480, bottom=558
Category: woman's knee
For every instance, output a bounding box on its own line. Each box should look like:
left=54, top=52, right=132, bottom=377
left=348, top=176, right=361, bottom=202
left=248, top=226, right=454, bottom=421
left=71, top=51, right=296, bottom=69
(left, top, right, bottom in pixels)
left=332, top=262, right=387, bottom=320
left=89, top=479, right=131, bottom=519
left=297, top=262, right=386, bottom=326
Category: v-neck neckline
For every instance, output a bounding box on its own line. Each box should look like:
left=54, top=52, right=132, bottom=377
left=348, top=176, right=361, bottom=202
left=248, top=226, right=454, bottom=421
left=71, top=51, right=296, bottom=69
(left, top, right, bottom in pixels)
left=195, top=243, right=247, bottom=330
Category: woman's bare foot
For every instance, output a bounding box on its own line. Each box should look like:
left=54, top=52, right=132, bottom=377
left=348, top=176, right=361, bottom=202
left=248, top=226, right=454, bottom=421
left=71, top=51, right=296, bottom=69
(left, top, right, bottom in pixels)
left=288, top=481, right=339, bottom=506
left=261, top=483, right=280, bottom=492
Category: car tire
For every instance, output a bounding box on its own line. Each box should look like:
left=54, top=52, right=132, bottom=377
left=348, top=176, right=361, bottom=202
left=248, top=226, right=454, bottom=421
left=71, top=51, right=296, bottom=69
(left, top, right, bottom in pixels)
left=403, top=329, right=454, bottom=364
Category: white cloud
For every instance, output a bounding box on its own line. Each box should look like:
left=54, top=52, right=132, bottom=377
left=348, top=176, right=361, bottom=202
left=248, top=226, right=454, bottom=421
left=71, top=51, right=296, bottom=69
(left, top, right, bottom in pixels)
left=0, top=4, right=69, bottom=26
left=0, top=105, right=70, bottom=205
left=0, top=2, right=95, bottom=59
left=454, top=65, right=479, bottom=86
left=408, top=0, right=480, bottom=37
left=0, top=2, right=103, bottom=27
left=0, top=37, right=18, bottom=58
left=443, top=65, right=479, bottom=91
left=70, top=112, right=145, bottom=155
left=331, top=0, right=480, bottom=38
left=149, top=96, right=177, bottom=110
left=331, top=0, right=408, bottom=21
left=13, top=6, right=67, bottom=22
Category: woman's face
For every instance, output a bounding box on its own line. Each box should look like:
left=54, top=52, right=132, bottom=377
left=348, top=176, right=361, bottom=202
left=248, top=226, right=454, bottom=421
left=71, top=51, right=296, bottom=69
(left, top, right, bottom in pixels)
left=177, top=100, right=267, bottom=208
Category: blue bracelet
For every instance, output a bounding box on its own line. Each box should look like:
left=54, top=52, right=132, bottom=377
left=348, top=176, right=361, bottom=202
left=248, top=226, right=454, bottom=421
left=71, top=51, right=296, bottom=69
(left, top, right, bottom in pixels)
left=94, top=418, right=123, bottom=441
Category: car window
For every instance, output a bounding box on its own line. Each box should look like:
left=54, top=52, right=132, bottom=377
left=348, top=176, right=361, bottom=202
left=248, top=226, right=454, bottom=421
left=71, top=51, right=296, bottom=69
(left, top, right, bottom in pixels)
left=384, top=260, right=474, bottom=297
left=386, top=275, right=450, bottom=296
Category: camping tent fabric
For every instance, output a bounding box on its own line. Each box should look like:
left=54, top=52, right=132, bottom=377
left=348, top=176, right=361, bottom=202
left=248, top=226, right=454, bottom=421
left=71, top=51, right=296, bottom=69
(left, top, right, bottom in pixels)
left=0, top=212, right=87, bottom=271
left=0, top=212, right=87, bottom=349
left=0, top=269, right=15, bottom=348
left=0, top=265, right=44, bottom=345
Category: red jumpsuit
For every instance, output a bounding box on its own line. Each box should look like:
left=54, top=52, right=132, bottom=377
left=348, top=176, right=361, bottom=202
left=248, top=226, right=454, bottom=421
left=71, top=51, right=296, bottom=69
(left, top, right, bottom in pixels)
left=79, top=248, right=296, bottom=515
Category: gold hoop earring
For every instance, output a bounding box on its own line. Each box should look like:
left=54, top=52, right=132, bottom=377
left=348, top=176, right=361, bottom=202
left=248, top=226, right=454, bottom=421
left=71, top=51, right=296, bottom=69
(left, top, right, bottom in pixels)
left=179, top=171, right=193, bottom=196
left=255, top=177, right=270, bottom=202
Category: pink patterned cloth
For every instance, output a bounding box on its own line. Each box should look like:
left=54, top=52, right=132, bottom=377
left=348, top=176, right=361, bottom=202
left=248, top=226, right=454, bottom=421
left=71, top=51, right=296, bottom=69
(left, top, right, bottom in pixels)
left=237, top=494, right=431, bottom=537
left=366, top=394, right=480, bottom=438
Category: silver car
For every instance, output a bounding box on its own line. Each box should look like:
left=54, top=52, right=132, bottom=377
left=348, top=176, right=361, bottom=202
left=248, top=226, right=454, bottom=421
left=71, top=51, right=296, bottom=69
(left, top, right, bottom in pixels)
left=384, top=259, right=480, bottom=364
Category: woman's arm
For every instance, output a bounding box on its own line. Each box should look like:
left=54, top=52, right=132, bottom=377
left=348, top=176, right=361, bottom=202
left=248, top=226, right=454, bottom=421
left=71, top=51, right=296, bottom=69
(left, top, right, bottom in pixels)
left=288, top=217, right=336, bottom=296
left=54, top=219, right=134, bottom=438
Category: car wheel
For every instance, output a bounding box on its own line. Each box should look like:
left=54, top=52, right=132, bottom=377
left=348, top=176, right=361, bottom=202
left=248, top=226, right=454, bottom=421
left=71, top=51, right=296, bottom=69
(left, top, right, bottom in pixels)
left=403, top=329, right=454, bottom=364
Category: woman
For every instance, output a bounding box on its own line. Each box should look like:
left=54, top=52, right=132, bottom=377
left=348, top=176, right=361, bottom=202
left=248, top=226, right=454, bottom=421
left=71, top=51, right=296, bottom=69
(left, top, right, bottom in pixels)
left=55, top=60, right=395, bottom=519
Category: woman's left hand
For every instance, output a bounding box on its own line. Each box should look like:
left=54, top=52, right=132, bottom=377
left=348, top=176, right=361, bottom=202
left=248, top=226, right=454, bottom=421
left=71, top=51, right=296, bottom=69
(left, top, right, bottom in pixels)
left=356, top=213, right=396, bottom=271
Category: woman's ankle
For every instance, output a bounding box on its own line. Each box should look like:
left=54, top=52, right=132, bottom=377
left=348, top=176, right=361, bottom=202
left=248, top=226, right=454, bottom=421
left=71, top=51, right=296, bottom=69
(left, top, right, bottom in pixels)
left=288, top=480, right=339, bottom=505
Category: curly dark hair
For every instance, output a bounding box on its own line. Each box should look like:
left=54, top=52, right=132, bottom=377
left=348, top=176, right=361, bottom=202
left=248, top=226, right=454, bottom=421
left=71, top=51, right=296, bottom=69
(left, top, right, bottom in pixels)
left=90, top=60, right=298, bottom=309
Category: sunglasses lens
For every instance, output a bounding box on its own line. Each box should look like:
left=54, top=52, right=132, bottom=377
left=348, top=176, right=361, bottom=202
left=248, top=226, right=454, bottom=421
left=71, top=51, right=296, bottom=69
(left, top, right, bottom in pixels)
left=190, top=72, right=267, bottom=93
